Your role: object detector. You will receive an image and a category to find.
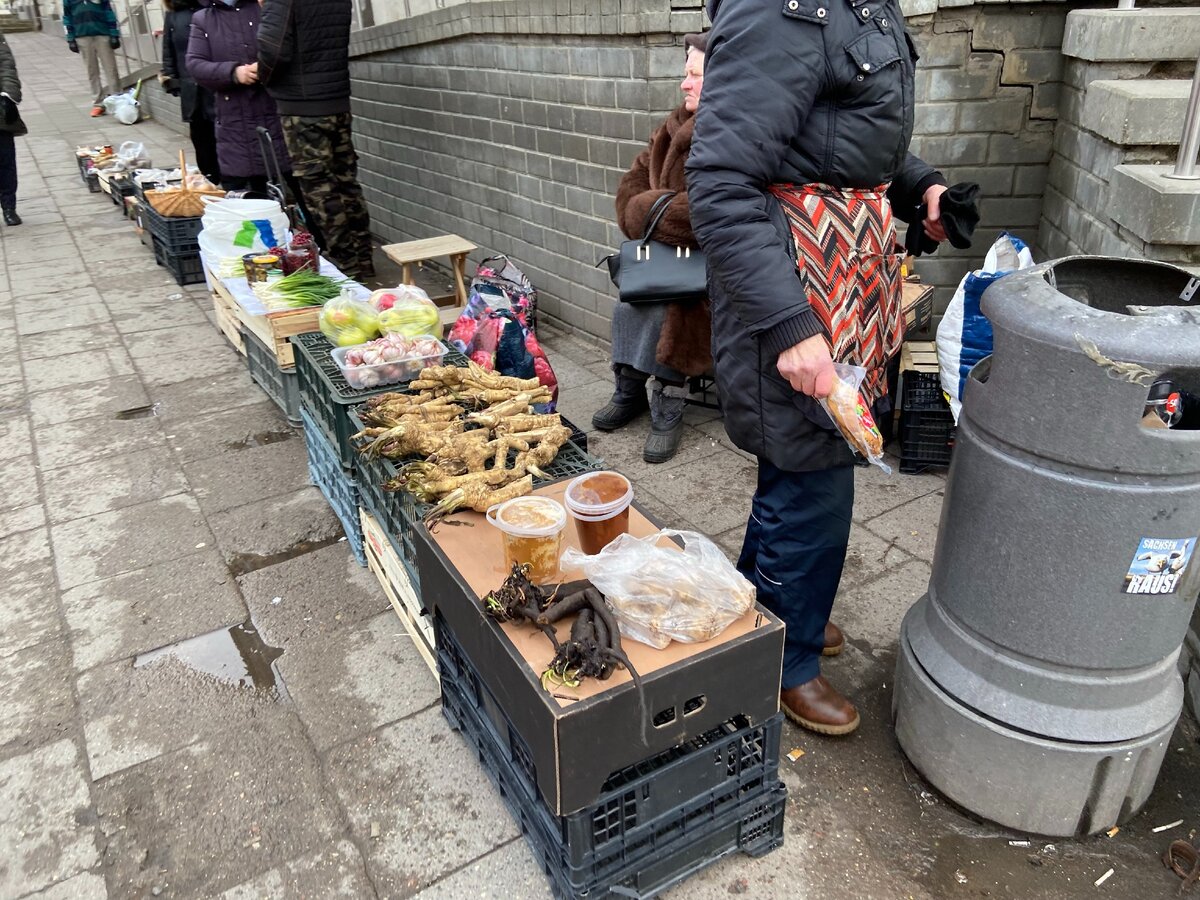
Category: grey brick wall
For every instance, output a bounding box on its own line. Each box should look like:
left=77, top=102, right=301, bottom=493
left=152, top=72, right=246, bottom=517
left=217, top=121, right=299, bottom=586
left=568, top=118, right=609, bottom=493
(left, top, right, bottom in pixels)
left=1037, top=55, right=1197, bottom=267
left=140, top=80, right=188, bottom=138
left=343, top=2, right=1071, bottom=341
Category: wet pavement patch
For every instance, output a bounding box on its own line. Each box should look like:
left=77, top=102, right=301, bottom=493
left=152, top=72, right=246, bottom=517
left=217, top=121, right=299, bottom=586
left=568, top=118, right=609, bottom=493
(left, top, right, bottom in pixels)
left=135, top=619, right=286, bottom=696
left=113, top=403, right=160, bottom=420
left=222, top=428, right=296, bottom=451
left=227, top=535, right=345, bottom=577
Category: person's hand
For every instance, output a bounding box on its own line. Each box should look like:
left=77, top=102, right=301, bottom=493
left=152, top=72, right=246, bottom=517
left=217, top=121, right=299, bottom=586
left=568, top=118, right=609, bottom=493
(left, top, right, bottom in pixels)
left=110, top=35, right=121, bottom=50
left=922, top=183, right=949, bottom=243
left=777, top=333, right=836, bottom=399
left=234, top=64, right=258, bottom=85
left=68, top=39, right=79, bottom=53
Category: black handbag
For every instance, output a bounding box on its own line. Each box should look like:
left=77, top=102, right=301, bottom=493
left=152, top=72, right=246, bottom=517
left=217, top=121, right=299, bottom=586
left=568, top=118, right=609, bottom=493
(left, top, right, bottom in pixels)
left=601, top=191, right=707, bottom=304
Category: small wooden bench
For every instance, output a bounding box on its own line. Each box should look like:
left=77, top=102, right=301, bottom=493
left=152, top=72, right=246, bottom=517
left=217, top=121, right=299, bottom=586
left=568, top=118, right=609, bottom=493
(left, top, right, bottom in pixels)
left=381, top=235, right=478, bottom=329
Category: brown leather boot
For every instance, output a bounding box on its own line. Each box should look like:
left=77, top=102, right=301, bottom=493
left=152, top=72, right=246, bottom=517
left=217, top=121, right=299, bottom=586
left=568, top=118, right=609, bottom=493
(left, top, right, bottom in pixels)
left=780, top=675, right=860, bottom=736
left=823, top=621, right=845, bottom=657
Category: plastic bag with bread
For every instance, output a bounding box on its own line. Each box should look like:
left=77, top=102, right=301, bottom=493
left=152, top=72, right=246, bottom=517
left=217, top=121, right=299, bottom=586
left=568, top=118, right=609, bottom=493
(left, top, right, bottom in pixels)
left=818, top=363, right=892, bottom=473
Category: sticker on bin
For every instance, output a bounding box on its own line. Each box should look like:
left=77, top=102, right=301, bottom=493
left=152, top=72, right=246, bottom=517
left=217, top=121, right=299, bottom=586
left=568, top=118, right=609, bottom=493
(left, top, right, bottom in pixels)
left=331, top=335, right=448, bottom=390
left=1122, top=537, right=1195, bottom=595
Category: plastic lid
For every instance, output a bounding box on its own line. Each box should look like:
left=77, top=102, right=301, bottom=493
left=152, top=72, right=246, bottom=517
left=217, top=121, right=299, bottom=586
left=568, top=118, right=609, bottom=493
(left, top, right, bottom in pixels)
left=487, top=496, right=567, bottom=537
left=564, top=472, right=634, bottom=519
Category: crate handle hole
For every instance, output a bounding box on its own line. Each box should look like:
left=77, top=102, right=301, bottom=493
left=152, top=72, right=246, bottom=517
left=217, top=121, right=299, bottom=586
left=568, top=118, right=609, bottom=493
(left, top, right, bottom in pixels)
left=651, top=706, right=677, bottom=727
left=683, top=694, right=706, bottom=716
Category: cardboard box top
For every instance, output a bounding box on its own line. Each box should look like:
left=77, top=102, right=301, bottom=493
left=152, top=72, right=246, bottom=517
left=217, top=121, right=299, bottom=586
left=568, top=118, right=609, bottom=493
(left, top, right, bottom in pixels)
left=429, top=480, right=768, bottom=709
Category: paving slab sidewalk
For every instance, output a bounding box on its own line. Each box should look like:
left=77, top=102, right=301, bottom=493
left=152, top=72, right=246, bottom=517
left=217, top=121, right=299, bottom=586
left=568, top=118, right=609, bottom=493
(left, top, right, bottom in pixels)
left=1, top=27, right=1195, bottom=900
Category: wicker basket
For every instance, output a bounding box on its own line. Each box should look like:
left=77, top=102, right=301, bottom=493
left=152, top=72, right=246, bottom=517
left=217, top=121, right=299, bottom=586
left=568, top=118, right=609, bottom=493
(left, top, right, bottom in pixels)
left=145, top=151, right=224, bottom=218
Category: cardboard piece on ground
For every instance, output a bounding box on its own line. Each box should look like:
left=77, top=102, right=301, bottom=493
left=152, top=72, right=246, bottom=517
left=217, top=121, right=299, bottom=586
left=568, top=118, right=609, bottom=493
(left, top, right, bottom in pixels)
left=431, top=480, right=764, bottom=706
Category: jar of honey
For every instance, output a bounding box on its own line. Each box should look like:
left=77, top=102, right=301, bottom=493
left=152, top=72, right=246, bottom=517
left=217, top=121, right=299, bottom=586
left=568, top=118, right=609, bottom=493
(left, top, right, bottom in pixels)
left=486, top=496, right=568, bottom=583
left=564, top=471, right=634, bottom=555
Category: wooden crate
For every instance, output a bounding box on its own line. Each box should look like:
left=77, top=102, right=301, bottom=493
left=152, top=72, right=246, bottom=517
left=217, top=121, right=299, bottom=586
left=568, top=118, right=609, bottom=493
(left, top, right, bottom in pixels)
left=211, top=289, right=246, bottom=356
left=901, top=280, right=935, bottom=333
left=360, top=508, right=437, bottom=678
left=208, top=271, right=319, bottom=370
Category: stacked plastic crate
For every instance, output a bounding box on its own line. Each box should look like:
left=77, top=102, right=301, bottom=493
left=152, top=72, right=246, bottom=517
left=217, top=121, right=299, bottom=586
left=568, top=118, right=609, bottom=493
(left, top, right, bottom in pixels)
left=141, top=204, right=206, bottom=286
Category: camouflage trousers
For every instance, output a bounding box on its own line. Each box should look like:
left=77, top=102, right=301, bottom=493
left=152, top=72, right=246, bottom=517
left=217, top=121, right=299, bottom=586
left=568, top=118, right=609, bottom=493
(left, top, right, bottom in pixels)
left=280, top=113, right=374, bottom=279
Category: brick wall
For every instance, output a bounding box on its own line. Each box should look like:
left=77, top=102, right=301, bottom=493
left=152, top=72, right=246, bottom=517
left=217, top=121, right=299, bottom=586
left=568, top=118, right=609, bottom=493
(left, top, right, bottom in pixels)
left=348, top=3, right=1071, bottom=341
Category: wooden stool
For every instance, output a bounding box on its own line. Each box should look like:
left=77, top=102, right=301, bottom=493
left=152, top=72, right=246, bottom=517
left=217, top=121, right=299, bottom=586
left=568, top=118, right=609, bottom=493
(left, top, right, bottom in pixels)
left=381, top=235, right=478, bottom=310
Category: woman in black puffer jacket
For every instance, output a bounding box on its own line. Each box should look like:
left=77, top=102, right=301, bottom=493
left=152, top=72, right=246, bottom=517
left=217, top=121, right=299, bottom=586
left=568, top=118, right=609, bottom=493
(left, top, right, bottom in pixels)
left=160, top=0, right=219, bottom=185
left=686, top=0, right=952, bottom=737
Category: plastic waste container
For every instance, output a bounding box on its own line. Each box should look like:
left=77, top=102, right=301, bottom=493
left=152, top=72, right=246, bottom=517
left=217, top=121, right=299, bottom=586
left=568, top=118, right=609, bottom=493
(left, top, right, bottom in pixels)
left=893, top=257, right=1200, bottom=837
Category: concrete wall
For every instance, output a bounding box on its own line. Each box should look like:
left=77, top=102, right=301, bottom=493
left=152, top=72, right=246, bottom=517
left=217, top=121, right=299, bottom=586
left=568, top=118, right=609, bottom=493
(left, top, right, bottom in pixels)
left=347, top=2, right=1072, bottom=341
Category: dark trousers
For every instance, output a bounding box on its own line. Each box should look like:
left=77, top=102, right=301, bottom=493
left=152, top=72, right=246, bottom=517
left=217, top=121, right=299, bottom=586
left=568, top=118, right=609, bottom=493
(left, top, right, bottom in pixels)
left=189, top=118, right=221, bottom=187
left=0, top=131, right=16, bottom=210
left=279, top=113, right=374, bottom=279
left=737, top=460, right=854, bottom=689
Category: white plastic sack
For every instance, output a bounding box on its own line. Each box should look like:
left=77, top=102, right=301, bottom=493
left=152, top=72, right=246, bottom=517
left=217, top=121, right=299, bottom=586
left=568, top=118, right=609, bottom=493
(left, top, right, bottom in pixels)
left=936, top=232, right=1034, bottom=422
left=561, top=530, right=756, bottom=649
left=200, top=197, right=289, bottom=257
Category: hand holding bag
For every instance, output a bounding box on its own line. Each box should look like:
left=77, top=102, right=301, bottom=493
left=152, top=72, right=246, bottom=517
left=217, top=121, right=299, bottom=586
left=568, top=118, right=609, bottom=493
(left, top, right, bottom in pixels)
left=601, top=191, right=707, bottom=304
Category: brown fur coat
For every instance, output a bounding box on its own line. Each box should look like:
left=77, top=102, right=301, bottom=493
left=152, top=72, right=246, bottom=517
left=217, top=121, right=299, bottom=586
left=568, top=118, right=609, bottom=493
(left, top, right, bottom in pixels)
left=614, top=105, right=713, bottom=378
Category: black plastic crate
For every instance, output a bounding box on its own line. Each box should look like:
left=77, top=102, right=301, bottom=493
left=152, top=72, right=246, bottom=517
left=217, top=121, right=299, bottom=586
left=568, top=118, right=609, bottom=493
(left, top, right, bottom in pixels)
left=242, top=327, right=302, bottom=427
left=561, top=415, right=587, bottom=454
left=86, top=171, right=100, bottom=193
left=300, top=408, right=366, bottom=566
left=439, top=624, right=786, bottom=898
left=898, top=369, right=955, bottom=473
left=151, top=235, right=206, bottom=286
left=291, top=332, right=472, bottom=471
left=350, top=405, right=602, bottom=586
left=141, top=203, right=203, bottom=253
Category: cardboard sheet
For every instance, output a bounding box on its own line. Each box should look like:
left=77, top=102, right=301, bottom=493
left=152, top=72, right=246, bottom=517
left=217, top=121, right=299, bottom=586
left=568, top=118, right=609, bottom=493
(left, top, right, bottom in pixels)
left=430, top=481, right=767, bottom=706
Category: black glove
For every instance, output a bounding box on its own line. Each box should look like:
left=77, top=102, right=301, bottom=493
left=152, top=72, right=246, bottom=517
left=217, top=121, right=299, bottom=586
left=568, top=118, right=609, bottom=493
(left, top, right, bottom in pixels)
left=68, top=39, right=79, bottom=53
left=110, top=36, right=121, bottom=50
left=163, top=76, right=180, bottom=96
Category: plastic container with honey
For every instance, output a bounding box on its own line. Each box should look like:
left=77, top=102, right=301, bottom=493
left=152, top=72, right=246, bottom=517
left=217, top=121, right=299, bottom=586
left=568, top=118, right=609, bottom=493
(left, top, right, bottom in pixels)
left=486, top=496, right=568, bottom=583
left=564, top=471, right=634, bottom=555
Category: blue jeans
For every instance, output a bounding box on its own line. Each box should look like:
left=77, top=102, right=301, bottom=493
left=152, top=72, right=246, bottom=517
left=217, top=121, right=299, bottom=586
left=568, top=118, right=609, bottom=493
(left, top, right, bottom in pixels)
left=737, top=460, right=854, bottom=689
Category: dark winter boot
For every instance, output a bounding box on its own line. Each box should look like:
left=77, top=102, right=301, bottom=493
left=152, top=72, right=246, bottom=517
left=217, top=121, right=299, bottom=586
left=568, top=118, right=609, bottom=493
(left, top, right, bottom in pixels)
left=592, top=366, right=649, bottom=432
left=2, top=208, right=19, bottom=226
left=643, top=381, right=687, bottom=463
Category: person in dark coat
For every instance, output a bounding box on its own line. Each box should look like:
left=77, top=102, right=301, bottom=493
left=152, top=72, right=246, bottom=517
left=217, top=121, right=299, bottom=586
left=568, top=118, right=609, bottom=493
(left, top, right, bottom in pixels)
left=160, top=0, right=220, bottom=185
left=186, top=0, right=290, bottom=193
left=0, top=32, right=26, bottom=226
left=593, top=33, right=710, bottom=464
left=686, top=0, right=950, bottom=735
left=256, top=0, right=374, bottom=280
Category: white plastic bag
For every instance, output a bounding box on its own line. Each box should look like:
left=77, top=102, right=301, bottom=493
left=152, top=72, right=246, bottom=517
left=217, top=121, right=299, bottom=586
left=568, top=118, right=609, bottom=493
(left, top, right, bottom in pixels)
left=818, top=362, right=890, bottom=473
left=937, top=233, right=1034, bottom=422
left=561, top=530, right=756, bottom=649
left=373, top=285, right=442, bottom=337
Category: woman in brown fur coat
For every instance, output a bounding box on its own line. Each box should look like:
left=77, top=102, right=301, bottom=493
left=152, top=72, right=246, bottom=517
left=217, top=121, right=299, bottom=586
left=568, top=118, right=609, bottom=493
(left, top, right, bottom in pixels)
left=592, top=33, right=710, bottom=464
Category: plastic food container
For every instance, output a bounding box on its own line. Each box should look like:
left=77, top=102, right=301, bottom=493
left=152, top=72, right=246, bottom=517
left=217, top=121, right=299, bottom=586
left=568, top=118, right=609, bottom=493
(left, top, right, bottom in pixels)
left=330, top=339, right=448, bottom=390
left=564, top=471, right=634, bottom=555
left=486, top=496, right=568, bottom=584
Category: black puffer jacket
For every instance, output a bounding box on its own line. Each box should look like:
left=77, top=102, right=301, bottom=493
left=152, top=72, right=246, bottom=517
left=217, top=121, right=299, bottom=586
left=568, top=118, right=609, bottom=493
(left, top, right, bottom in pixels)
left=0, top=33, right=26, bottom=137
left=686, top=0, right=943, bottom=471
left=256, top=0, right=352, bottom=117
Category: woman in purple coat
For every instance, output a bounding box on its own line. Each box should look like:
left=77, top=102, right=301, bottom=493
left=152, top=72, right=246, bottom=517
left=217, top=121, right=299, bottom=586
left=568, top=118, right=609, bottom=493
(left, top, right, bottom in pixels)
left=185, top=0, right=290, bottom=193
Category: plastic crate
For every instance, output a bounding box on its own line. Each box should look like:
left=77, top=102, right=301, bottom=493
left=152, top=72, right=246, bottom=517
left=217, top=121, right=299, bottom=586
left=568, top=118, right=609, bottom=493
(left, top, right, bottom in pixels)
left=349, top=405, right=603, bottom=587
left=86, top=171, right=100, bottom=193
left=141, top=203, right=203, bottom=253
left=291, top=332, right=472, bottom=470
left=300, top=408, right=365, bottom=566
left=243, top=327, right=302, bottom=427
left=151, top=235, right=206, bottom=286
left=439, top=622, right=786, bottom=899
left=898, top=371, right=955, bottom=474
left=561, top=415, right=588, bottom=454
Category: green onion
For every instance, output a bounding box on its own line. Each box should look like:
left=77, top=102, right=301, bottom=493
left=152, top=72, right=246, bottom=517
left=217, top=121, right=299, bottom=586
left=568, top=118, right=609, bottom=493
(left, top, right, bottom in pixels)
left=253, top=270, right=351, bottom=310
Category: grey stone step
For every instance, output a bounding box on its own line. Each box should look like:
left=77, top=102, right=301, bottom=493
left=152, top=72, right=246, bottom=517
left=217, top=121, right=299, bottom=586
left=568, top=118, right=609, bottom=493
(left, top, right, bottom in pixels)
left=1063, top=8, right=1200, bottom=62
left=1108, top=164, right=1200, bottom=246
left=1082, top=79, right=1195, bottom=146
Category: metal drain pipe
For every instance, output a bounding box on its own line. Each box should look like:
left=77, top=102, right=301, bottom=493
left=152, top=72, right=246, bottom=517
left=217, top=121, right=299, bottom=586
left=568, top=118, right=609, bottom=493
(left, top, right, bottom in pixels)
left=1168, top=55, right=1200, bottom=180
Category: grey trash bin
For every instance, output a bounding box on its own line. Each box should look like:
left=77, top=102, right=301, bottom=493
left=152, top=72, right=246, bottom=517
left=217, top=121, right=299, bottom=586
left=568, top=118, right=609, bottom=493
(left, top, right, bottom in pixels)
left=893, top=256, right=1200, bottom=837
left=1186, top=605, right=1200, bottom=723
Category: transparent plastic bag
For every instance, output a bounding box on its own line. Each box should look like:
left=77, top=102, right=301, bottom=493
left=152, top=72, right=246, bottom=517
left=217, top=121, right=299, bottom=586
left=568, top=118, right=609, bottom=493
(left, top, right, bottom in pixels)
left=818, top=362, right=891, bottom=473
left=561, top=530, right=756, bottom=649
left=372, top=285, right=442, bottom=338
left=318, top=295, right=380, bottom=348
